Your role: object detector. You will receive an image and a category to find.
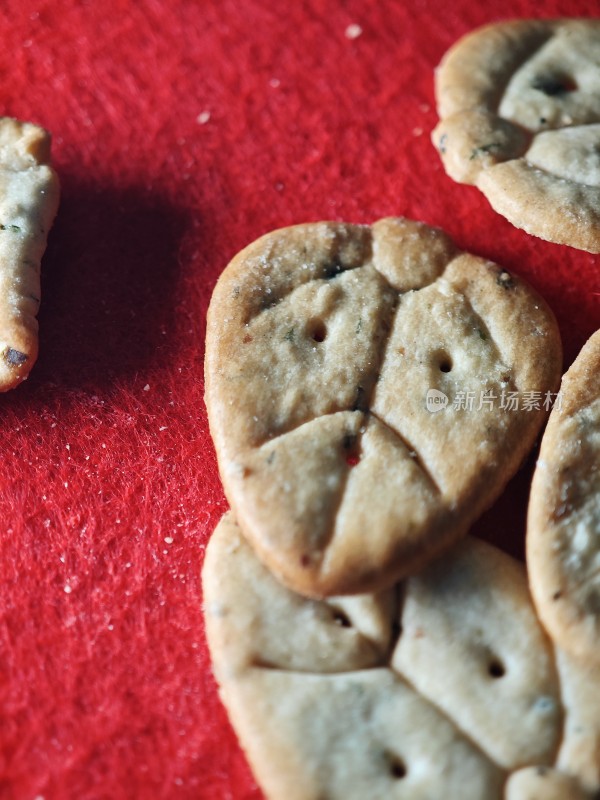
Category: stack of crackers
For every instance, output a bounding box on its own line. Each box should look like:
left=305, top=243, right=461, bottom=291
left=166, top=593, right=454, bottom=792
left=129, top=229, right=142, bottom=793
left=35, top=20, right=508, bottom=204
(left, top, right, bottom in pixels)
left=203, top=19, right=599, bottom=800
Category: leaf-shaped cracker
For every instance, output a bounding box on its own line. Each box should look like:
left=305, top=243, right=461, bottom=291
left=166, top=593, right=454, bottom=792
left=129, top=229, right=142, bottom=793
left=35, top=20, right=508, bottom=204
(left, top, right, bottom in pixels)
left=528, top=330, right=600, bottom=664
left=432, top=19, right=600, bottom=252
left=0, top=117, right=60, bottom=390
left=202, top=514, right=589, bottom=800
left=205, top=217, right=561, bottom=597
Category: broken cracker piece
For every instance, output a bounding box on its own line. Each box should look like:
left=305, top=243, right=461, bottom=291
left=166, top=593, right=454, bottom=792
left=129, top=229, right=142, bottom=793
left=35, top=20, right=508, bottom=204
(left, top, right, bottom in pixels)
left=0, top=117, right=60, bottom=390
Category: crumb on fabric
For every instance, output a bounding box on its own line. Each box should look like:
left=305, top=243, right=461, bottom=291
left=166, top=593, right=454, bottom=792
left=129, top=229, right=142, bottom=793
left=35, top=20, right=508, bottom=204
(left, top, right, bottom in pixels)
left=345, top=23, right=362, bottom=39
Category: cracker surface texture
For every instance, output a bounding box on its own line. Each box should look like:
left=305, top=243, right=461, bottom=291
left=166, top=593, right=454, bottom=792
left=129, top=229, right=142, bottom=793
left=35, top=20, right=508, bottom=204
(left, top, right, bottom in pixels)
left=555, top=646, right=600, bottom=794
left=505, top=766, right=593, bottom=800
left=0, top=117, right=60, bottom=390
left=203, top=514, right=599, bottom=800
left=528, top=330, right=600, bottom=664
left=205, top=217, right=561, bottom=597
left=432, top=19, right=600, bottom=252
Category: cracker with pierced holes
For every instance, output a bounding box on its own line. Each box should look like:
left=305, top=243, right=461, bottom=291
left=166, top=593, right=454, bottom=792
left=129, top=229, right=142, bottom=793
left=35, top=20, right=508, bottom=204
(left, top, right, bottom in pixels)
left=205, top=217, right=561, bottom=598
left=391, top=536, right=561, bottom=771
left=203, top=514, right=598, bottom=800
left=0, top=117, right=59, bottom=390
left=432, top=19, right=600, bottom=253
left=528, top=330, right=600, bottom=665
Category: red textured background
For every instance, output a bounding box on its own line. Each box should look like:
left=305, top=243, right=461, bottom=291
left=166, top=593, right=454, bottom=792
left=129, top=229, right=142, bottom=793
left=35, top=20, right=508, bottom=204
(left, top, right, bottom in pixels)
left=0, top=1, right=598, bottom=798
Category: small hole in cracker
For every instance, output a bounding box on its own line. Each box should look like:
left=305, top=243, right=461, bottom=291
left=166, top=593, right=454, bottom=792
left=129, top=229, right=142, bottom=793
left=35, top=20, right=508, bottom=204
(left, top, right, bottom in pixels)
left=387, top=754, right=407, bottom=779
left=438, top=354, right=452, bottom=373
left=324, top=262, right=343, bottom=280
left=308, top=319, right=327, bottom=343
left=488, top=658, right=505, bottom=678
left=331, top=609, right=352, bottom=628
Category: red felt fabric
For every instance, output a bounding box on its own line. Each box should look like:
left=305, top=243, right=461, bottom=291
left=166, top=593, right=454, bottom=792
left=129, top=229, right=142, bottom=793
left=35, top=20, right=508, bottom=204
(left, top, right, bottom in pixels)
left=0, top=1, right=598, bottom=798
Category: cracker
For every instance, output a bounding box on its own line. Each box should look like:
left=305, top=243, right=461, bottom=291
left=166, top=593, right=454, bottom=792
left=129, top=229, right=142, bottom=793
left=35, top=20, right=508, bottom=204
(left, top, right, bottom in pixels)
left=203, top=514, right=574, bottom=800
left=392, top=537, right=562, bottom=770
left=505, top=766, right=593, bottom=800
left=0, top=117, right=60, bottom=390
left=432, top=20, right=600, bottom=252
left=527, top=330, right=600, bottom=664
left=202, top=512, right=395, bottom=677
left=205, top=217, right=561, bottom=597
left=555, top=647, right=600, bottom=794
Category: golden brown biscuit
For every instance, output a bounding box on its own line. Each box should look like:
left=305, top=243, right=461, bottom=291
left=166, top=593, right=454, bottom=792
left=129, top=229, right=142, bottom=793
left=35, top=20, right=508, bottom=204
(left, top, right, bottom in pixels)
left=203, top=514, right=579, bottom=800
left=392, top=537, right=562, bottom=770
left=432, top=19, right=600, bottom=252
left=527, top=330, right=600, bottom=664
left=205, top=217, right=561, bottom=597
